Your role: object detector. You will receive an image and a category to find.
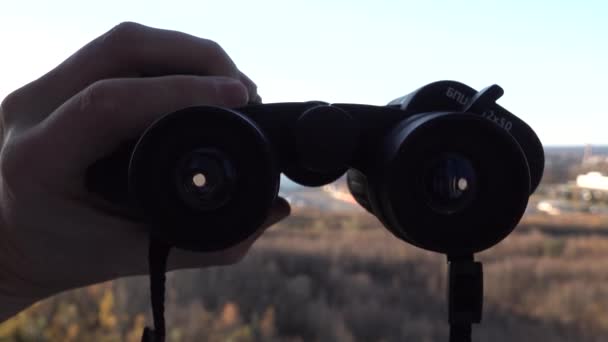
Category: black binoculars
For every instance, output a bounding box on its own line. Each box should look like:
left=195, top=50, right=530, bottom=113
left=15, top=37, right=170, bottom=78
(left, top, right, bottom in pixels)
left=86, top=80, right=544, bottom=257
left=86, top=80, right=544, bottom=341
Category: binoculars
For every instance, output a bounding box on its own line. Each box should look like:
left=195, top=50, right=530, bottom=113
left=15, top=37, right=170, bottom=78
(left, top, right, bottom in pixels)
left=86, top=80, right=543, bottom=257
left=86, top=80, right=543, bottom=341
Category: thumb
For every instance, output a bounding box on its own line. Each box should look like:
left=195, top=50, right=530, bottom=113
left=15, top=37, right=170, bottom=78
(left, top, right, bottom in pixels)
left=260, top=196, right=291, bottom=228
left=168, top=197, right=291, bottom=270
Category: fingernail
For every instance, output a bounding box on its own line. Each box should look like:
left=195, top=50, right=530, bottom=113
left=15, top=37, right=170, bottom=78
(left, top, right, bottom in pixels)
left=273, top=197, right=291, bottom=221
left=251, top=94, right=263, bottom=104
left=238, top=73, right=261, bottom=104
left=263, top=197, right=291, bottom=226
left=217, top=78, right=249, bottom=107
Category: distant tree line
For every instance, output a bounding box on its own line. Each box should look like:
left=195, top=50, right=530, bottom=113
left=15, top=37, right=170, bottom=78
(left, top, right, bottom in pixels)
left=541, top=152, right=608, bottom=185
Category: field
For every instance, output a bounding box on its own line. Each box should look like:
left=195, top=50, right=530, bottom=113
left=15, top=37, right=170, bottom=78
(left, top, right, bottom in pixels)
left=2, top=207, right=608, bottom=341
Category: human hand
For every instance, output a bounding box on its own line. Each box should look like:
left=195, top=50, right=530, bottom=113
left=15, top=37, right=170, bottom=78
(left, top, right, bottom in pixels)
left=0, top=22, right=290, bottom=321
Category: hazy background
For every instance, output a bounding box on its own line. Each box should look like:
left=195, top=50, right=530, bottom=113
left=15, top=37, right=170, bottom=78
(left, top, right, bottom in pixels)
left=2, top=1, right=608, bottom=341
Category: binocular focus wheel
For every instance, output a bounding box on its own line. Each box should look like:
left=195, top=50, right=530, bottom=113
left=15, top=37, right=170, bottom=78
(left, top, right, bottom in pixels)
left=283, top=164, right=345, bottom=187
left=128, top=106, right=280, bottom=252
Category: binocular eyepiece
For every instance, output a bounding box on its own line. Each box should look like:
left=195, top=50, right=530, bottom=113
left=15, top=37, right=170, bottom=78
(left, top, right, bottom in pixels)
left=86, top=80, right=543, bottom=257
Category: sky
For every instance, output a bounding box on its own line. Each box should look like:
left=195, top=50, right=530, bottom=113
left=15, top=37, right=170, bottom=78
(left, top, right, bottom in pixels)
left=0, top=0, right=606, bottom=145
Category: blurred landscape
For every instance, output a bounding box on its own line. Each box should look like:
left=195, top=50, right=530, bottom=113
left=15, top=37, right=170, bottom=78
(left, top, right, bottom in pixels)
left=3, top=145, right=608, bottom=341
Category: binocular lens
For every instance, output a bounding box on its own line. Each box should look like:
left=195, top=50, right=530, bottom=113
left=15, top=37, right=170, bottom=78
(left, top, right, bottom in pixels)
left=129, top=106, right=279, bottom=252
left=424, top=154, right=477, bottom=214
left=360, top=112, right=530, bottom=255
left=175, top=149, right=236, bottom=211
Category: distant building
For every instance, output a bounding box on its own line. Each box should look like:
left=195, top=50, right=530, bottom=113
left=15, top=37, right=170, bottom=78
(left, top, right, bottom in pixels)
left=537, top=199, right=565, bottom=215
left=576, top=172, right=608, bottom=191
left=582, top=145, right=608, bottom=166
left=583, top=144, right=593, bottom=163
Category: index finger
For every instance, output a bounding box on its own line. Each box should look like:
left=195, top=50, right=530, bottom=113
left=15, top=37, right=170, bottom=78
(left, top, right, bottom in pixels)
left=3, top=22, right=246, bottom=127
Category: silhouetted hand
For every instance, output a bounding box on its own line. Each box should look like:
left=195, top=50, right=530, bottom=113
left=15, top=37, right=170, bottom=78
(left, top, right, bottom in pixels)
left=0, top=22, right=290, bottom=321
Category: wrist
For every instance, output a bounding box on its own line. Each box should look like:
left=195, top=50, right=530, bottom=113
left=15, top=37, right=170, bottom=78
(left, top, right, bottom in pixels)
left=0, top=291, right=36, bottom=323
left=0, top=238, right=38, bottom=322
left=0, top=235, right=40, bottom=322
left=0, top=192, right=37, bottom=322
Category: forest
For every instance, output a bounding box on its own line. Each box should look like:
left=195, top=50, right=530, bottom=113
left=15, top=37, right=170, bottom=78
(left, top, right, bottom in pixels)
left=2, top=207, right=608, bottom=341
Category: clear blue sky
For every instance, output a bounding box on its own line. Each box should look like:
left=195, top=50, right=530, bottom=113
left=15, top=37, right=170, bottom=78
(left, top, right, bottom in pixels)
left=1, top=0, right=606, bottom=145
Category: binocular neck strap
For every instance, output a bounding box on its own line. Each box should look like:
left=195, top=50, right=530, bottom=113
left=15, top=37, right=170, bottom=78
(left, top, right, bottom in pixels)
left=141, top=238, right=171, bottom=342
left=447, top=254, right=483, bottom=342
left=139, top=244, right=483, bottom=342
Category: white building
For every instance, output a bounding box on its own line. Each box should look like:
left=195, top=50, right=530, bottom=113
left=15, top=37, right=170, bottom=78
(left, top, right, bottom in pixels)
left=576, top=172, right=608, bottom=191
